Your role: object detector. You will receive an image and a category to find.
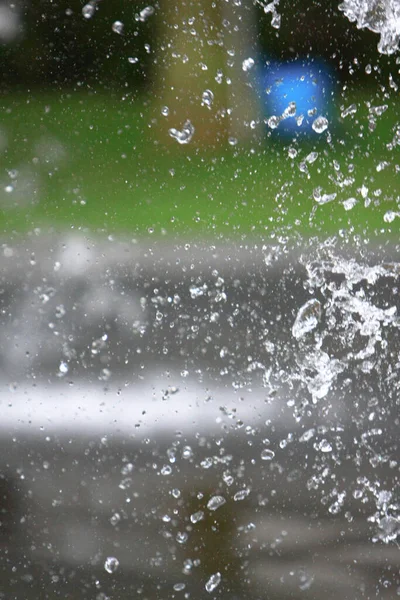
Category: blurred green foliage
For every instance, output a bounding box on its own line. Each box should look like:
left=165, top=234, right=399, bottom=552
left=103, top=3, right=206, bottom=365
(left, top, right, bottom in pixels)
left=0, top=89, right=398, bottom=239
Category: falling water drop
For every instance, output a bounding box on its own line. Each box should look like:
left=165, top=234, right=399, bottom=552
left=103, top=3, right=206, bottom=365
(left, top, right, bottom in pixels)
left=112, top=21, right=124, bottom=35
left=169, top=120, right=195, bottom=144
left=139, top=6, right=155, bottom=22
left=242, top=57, right=255, bottom=72
left=205, top=572, right=222, bottom=593
left=82, top=1, right=96, bottom=19
left=312, top=116, right=329, bottom=133
left=261, top=448, right=275, bottom=460
left=201, top=89, right=214, bottom=108
left=104, top=556, right=119, bottom=574
left=207, top=495, right=226, bottom=511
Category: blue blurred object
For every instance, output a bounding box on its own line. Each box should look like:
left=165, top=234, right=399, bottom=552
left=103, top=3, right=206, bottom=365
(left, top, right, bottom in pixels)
left=257, top=59, right=335, bottom=136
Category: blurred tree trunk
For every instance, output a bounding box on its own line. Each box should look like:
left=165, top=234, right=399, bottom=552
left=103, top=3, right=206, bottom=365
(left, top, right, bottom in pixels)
left=152, top=0, right=262, bottom=148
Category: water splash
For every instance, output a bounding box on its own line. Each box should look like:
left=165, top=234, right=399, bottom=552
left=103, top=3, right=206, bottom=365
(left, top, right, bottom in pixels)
left=339, top=0, right=400, bottom=54
left=255, top=0, right=281, bottom=29
left=292, top=249, right=400, bottom=403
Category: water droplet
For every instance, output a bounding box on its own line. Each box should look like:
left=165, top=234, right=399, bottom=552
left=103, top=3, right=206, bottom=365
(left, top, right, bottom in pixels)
left=201, top=89, right=214, bottom=108
left=176, top=531, right=189, bottom=544
left=59, top=361, right=69, bottom=374
left=128, top=56, right=139, bottom=64
left=267, top=115, right=281, bottom=129
left=234, top=487, right=250, bottom=501
left=205, top=572, right=221, bottom=593
left=173, top=583, right=186, bottom=591
left=376, top=515, right=400, bottom=543
left=343, top=197, right=357, bottom=211
left=110, top=512, right=121, bottom=526
left=318, top=439, right=332, bottom=453
left=242, top=57, right=255, bottom=72
left=190, top=510, right=204, bottom=523
left=271, top=12, right=281, bottom=29
left=298, top=568, right=314, bottom=591
left=104, top=556, right=119, bottom=574
left=139, top=6, right=154, bottom=22
left=112, top=21, right=124, bottom=35
left=82, top=1, right=96, bottom=19
left=207, top=495, right=226, bottom=511
left=161, top=464, right=172, bottom=475
left=341, top=103, right=357, bottom=118
left=282, top=101, right=296, bottom=119
left=299, top=428, right=315, bottom=442
left=261, top=448, right=275, bottom=460
left=305, top=151, right=318, bottom=164
left=313, top=188, right=337, bottom=205
left=169, top=120, right=195, bottom=144
left=182, top=445, right=193, bottom=459
left=384, top=210, right=400, bottom=223
left=292, top=298, right=321, bottom=339
left=312, top=116, right=329, bottom=133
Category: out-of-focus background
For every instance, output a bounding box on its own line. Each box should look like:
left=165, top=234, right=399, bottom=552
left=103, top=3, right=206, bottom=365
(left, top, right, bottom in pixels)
left=0, top=0, right=399, bottom=238
left=0, top=2, right=399, bottom=600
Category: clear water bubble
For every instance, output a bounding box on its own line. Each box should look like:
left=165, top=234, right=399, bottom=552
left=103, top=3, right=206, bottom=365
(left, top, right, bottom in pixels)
left=207, top=495, right=226, bottom=511
left=173, top=583, right=186, bottom=591
left=169, top=120, right=195, bottom=144
left=312, top=116, right=329, bottom=133
left=104, top=556, right=119, bottom=574
left=205, top=572, right=221, bottom=593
